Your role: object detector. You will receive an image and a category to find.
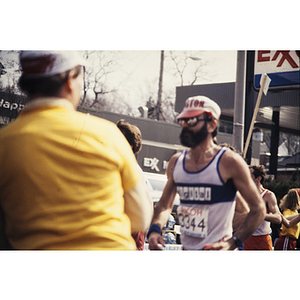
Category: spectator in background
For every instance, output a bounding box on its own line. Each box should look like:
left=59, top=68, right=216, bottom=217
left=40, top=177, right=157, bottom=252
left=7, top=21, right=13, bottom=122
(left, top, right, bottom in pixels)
left=219, top=143, right=250, bottom=233
left=0, top=51, right=153, bottom=250
left=117, top=119, right=149, bottom=250
left=219, top=143, right=250, bottom=250
left=274, top=188, right=300, bottom=250
left=117, top=119, right=142, bottom=156
left=243, top=165, right=282, bottom=250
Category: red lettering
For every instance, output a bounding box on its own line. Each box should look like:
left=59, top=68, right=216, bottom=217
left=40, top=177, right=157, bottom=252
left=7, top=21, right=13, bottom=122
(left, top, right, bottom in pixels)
left=272, top=51, right=298, bottom=68
left=194, top=100, right=199, bottom=107
left=199, top=101, right=204, bottom=108
left=181, top=207, right=189, bottom=214
left=257, top=50, right=270, bottom=62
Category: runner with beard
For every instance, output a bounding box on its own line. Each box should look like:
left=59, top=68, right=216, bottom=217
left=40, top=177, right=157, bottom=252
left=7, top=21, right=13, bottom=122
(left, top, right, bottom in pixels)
left=147, top=95, right=265, bottom=250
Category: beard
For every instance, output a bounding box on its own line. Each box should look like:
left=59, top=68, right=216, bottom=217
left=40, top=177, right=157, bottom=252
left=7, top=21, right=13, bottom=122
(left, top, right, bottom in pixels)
left=180, top=124, right=208, bottom=148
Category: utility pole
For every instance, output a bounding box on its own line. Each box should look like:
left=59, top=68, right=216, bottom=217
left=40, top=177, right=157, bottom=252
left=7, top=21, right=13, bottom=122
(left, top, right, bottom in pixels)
left=233, top=51, right=246, bottom=153
left=156, top=50, right=164, bottom=121
left=269, top=107, right=280, bottom=178
left=244, top=51, right=256, bottom=164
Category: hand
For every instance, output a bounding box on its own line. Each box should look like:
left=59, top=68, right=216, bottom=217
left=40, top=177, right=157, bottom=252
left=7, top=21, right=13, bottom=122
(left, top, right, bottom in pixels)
left=203, top=235, right=236, bottom=251
left=148, top=232, right=165, bottom=250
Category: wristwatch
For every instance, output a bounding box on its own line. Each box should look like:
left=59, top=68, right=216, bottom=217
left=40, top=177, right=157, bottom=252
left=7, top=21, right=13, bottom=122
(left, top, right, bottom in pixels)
left=232, top=235, right=243, bottom=248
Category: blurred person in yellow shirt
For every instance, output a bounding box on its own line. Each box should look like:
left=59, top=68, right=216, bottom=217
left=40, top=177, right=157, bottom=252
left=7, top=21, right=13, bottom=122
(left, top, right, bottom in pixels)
left=0, top=51, right=153, bottom=250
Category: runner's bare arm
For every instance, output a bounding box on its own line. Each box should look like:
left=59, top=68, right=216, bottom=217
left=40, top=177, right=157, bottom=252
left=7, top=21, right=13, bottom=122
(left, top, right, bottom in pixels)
left=148, top=153, right=180, bottom=250
left=232, top=191, right=250, bottom=232
left=124, top=178, right=154, bottom=232
left=281, top=213, right=300, bottom=228
left=228, top=153, right=265, bottom=246
left=204, top=151, right=265, bottom=250
left=264, top=192, right=282, bottom=224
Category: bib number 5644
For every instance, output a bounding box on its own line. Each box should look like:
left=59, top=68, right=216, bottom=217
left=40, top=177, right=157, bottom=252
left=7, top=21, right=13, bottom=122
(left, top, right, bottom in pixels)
left=177, top=206, right=208, bottom=238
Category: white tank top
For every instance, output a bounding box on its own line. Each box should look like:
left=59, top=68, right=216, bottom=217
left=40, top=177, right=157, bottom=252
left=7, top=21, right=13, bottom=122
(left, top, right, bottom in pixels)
left=252, top=189, right=271, bottom=236
left=173, top=147, right=237, bottom=250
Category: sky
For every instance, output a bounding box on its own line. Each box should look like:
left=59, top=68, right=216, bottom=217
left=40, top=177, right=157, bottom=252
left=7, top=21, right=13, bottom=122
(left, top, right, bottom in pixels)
left=0, top=50, right=237, bottom=115
left=100, top=50, right=237, bottom=112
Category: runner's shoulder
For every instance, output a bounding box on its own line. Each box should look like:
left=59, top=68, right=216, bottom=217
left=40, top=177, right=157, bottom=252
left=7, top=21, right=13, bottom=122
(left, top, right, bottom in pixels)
left=167, top=151, right=183, bottom=174
left=220, top=148, right=248, bottom=176
left=170, top=151, right=182, bottom=162
left=221, top=147, right=243, bottom=164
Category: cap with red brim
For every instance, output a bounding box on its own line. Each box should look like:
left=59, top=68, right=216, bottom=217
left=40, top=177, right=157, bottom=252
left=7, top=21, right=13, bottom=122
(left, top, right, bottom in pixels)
left=176, top=95, right=221, bottom=120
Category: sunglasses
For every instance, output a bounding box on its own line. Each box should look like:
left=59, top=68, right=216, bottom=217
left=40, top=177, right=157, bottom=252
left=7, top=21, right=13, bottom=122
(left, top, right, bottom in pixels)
left=177, top=116, right=206, bottom=127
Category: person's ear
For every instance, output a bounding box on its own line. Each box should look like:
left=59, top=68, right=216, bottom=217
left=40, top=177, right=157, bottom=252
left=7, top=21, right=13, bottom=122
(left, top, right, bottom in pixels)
left=207, top=119, right=217, bottom=133
left=67, top=69, right=77, bottom=89
left=256, top=176, right=262, bottom=184
left=64, top=72, right=73, bottom=92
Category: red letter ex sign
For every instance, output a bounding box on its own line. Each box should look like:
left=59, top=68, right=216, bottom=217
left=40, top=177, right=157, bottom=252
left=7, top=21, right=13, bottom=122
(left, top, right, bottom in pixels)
left=254, top=50, right=299, bottom=89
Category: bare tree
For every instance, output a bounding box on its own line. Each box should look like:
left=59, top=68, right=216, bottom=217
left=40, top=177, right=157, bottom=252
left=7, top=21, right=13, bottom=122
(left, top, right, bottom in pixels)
left=0, top=50, right=22, bottom=94
left=263, top=130, right=300, bottom=156
left=80, top=51, right=118, bottom=107
left=160, top=90, right=177, bottom=123
left=281, top=133, right=300, bottom=155
left=169, top=51, right=189, bottom=86
left=168, top=50, right=207, bottom=86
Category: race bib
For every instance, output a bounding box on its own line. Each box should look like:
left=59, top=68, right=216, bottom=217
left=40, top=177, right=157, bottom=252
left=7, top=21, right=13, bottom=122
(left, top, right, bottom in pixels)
left=177, top=205, right=208, bottom=237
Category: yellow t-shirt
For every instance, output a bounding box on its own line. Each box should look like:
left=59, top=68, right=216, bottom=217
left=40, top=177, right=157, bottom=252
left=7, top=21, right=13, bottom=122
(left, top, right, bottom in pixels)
left=281, top=209, right=300, bottom=239
left=0, top=99, right=150, bottom=250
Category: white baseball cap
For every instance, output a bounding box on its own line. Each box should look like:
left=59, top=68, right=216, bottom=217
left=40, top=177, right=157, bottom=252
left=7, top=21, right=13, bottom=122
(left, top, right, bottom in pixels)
left=176, top=95, right=221, bottom=120
left=19, top=50, right=87, bottom=77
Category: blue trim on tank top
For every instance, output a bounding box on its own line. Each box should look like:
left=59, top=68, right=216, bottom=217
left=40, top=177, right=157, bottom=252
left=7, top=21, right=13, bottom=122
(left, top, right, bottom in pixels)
left=216, top=148, right=226, bottom=185
left=181, top=147, right=226, bottom=175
